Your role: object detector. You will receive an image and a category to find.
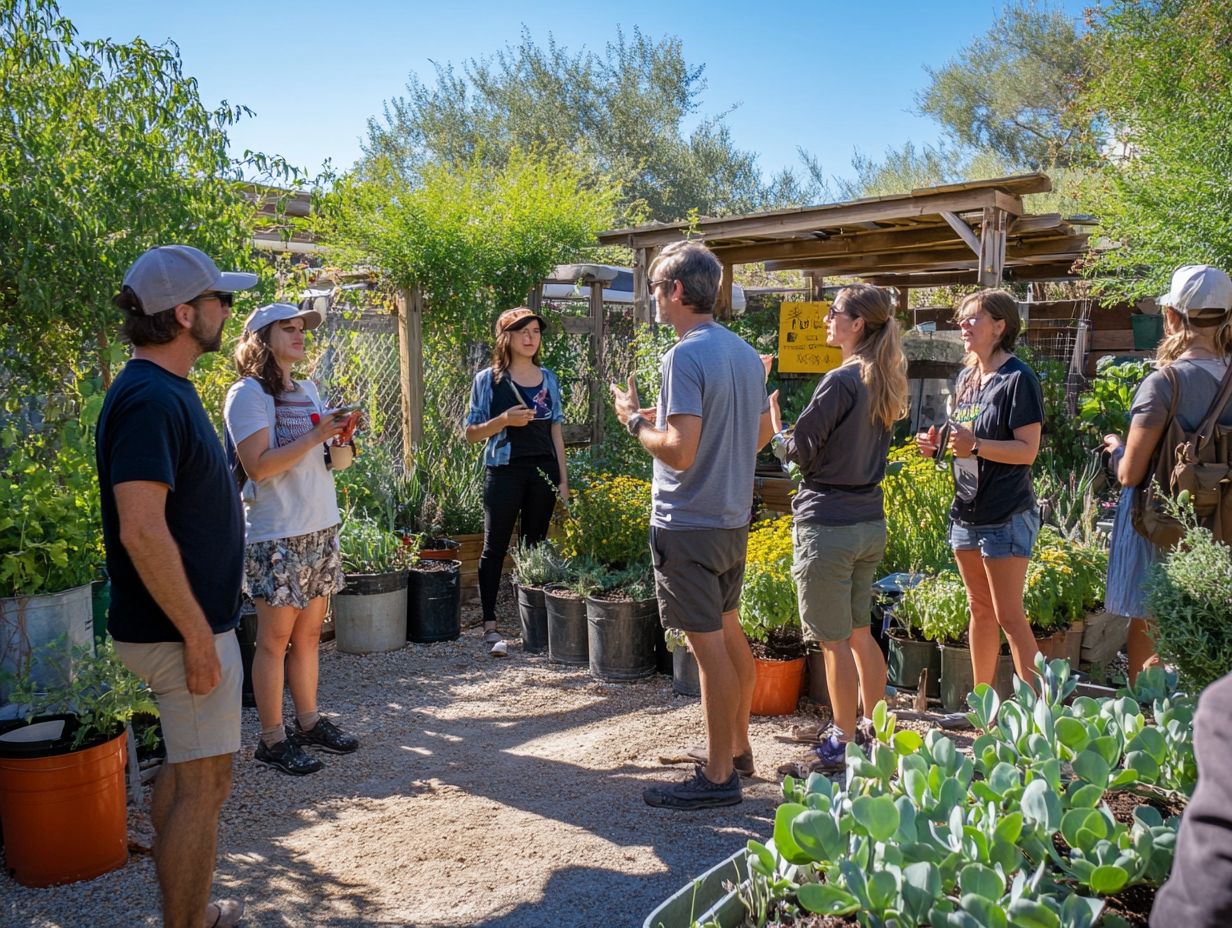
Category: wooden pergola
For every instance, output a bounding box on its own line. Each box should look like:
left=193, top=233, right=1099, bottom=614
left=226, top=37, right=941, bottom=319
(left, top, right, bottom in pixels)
left=596, top=173, right=1095, bottom=319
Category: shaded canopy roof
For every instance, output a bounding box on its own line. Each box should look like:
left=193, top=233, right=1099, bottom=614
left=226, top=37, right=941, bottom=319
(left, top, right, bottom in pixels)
left=597, top=173, right=1094, bottom=290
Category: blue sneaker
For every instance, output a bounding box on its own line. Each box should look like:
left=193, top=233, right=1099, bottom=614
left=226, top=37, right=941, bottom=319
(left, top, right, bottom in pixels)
left=811, top=733, right=851, bottom=772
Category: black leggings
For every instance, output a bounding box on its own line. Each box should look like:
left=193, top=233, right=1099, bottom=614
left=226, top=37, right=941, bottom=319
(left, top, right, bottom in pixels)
left=479, top=459, right=558, bottom=622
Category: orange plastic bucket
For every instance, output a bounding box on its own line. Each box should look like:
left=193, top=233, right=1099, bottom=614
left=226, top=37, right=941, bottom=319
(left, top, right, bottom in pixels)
left=750, top=655, right=806, bottom=716
left=0, top=729, right=128, bottom=886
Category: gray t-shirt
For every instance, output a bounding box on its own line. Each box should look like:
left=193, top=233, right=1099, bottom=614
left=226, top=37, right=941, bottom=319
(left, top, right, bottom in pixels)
left=651, top=321, right=767, bottom=529
left=784, top=363, right=892, bottom=525
left=1131, top=358, right=1232, bottom=431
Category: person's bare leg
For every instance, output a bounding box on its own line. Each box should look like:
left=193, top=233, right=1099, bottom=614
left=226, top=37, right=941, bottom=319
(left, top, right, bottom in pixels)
left=850, top=626, right=887, bottom=723
left=822, top=638, right=859, bottom=736
left=285, top=597, right=327, bottom=717
left=954, top=548, right=1000, bottom=686
left=252, top=601, right=297, bottom=734
left=983, top=555, right=1039, bottom=683
left=153, top=754, right=233, bottom=928
left=1127, top=618, right=1161, bottom=687
left=719, top=608, right=755, bottom=757
left=686, top=626, right=738, bottom=783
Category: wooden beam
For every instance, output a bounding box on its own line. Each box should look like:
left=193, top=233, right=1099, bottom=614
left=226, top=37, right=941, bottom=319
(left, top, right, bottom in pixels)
left=396, top=284, right=425, bottom=471
left=978, top=207, right=1008, bottom=287
left=709, top=223, right=968, bottom=264
left=865, top=263, right=1080, bottom=287
left=598, top=187, right=1024, bottom=249
left=762, top=235, right=1088, bottom=275
left=940, top=211, right=982, bottom=257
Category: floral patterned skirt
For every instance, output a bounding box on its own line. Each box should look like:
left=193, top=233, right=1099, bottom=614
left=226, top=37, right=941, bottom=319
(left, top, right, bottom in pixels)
left=244, top=526, right=345, bottom=609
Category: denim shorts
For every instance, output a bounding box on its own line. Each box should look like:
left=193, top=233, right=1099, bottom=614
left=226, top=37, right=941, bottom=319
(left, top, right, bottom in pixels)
left=948, top=507, right=1040, bottom=559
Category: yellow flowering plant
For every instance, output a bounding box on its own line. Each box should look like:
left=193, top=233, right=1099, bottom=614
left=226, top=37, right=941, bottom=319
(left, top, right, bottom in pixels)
left=739, top=515, right=801, bottom=645
left=558, top=473, right=652, bottom=569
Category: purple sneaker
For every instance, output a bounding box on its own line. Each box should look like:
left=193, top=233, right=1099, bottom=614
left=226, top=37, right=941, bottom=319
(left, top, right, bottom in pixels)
left=811, top=733, right=851, bottom=772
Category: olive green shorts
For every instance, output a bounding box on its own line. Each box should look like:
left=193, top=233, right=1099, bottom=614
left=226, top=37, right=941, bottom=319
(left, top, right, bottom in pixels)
left=791, top=519, right=886, bottom=643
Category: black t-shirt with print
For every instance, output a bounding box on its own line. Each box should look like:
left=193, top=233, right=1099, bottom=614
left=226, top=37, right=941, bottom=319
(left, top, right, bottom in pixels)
left=949, top=355, right=1044, bottom=526
left=488, top=371, right=557, bottom=468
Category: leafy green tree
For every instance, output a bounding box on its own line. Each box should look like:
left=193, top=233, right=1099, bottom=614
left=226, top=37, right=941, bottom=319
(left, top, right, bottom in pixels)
left=0, top=0, right=288, bottom=391
left=1076, top=0, right=1232, bottom=300
left=363, top=27, right=780, bottom=222
left=916, top=2, right=1093, bottom=170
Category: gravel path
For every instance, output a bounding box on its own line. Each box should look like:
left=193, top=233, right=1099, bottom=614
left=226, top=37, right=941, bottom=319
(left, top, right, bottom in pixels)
left=2, top=593, right=834, bottom=928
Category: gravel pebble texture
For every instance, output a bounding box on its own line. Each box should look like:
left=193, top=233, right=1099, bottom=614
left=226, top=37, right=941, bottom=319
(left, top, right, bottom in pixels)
left=2, top=591, right=832, bottom=928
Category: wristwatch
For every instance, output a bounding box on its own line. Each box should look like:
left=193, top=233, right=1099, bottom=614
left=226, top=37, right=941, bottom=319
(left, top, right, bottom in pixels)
left=971, top=439, right=981, bottom=458
left=627, top=412, right=647, bottom=436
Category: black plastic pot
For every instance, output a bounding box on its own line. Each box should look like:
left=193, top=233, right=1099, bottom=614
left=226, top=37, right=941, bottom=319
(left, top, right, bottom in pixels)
left=653, top=623, right=673, bottom=675
left=585, top=596, right=658, bottom=682
left=407, top=561, right=461, bottom=643
left=671, top=647, right=701, bottom=697
left=516, top=584, right=548, bottom=653
left=886, top=631, right=940, bottom=699
left=544, top=585, right=588, bottom=665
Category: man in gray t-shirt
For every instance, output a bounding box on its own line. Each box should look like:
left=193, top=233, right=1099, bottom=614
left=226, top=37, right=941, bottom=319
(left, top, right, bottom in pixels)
left=612, top=241, right=772, bottom=811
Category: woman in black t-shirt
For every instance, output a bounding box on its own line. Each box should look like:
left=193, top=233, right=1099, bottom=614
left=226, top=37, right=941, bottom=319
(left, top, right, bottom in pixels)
left=465, top=307, right=568, bottom=649
left=917, top=290, right=1043, bottom=688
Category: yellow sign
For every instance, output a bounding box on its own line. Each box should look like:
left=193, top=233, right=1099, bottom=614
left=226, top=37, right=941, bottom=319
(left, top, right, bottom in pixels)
left=777, top=301, right=843, bottom=374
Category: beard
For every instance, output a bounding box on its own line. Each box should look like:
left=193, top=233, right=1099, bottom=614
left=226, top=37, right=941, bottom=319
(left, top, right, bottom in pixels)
left=189, top=312, right=224, bottom=354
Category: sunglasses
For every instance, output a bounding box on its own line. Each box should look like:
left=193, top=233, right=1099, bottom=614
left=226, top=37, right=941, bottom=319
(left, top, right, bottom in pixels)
left=649, top=278, right=673, bottom=290
left=192, top=292, right=234, bottom=308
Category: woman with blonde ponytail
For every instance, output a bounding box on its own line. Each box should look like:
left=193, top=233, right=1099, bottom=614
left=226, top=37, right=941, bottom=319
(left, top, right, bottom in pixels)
left=769, top=284, right=908, bottom=770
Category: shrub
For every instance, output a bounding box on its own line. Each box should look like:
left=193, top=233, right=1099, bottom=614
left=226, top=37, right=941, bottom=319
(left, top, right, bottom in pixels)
left=896, top=571, right=969, bottom=643
left=880, top=446, right=955, bottom=575
left=510, top=539, right=569, bottom=588
left=1145, top=518, right=1232, bottom=693
left=740, top=515, right=799, bottom=644
left=558, top=474, right=651, bottom=568
left=339, top=514, right=407, bottom=575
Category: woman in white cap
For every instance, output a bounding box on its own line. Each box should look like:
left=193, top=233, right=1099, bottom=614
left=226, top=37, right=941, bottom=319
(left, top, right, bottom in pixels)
left=223, top=302, right=360, bottom=775
left=465, top=307, right=568, bottom=651
left=1103, top=264, right=1232, bottom=685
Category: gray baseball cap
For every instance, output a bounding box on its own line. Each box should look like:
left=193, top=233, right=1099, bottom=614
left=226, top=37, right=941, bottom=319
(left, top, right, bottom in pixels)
left=243, top=302, right=323, bottom=334
left=122, top=245, right=257, bottom=315
left=1161, top=264, right=1232, bottom=316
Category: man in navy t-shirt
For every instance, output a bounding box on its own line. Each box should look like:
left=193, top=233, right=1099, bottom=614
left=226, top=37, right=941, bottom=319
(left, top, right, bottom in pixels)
left=96, top=245, right=255, bottom=928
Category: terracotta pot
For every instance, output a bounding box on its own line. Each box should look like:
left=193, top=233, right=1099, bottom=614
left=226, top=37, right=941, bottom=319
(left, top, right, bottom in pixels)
left=0, top=726, right=128, bottom=886
left=750, top=655, right=805, bottom=716
left=1036, top=629, right=1070, bottom=661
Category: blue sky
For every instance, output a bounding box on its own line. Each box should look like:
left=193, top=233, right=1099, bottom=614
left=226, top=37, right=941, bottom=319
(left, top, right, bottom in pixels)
left=59, top=0, right=1089, bottom=188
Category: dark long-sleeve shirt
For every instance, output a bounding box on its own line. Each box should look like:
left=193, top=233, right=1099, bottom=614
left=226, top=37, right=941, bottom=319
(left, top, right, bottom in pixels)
left=781, top=363, right=891, bottom=526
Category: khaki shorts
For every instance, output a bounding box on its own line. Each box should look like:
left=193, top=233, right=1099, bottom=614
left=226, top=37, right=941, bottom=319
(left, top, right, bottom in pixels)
left=650, top=525, right=749, bottom=633
left=792, top=520, right=886, bottom=643
left=113, top=630, right=242, bottom=763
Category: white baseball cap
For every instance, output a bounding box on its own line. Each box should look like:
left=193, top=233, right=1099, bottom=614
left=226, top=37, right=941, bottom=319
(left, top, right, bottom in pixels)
left=243, top=302, right=323, bottom=334
left=1160, top=265, right=1232, bottom=317
left=121, top=245, right=257, bottom=315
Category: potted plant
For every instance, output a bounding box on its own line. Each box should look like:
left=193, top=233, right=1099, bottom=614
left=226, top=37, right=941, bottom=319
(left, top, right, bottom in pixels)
left=897, top=571, right=1018, bottom=710
left=0, top=393, right=104, bottom=710
left=334, top=513, right=409, bottom=654
left=882, top=578, right=940, bottom=701
left=663, top=628, right=700, bottom=697
left=405, top=532, right=462, bottom=645
left=740, top=516, right=805, bottom=716
left=542, top=559, right=598, bottom=667
left=0, top=636, right=157, bottom=886
left=510, top=538, right=568, bottom=653
left=584, top=561, right=659, bottom=683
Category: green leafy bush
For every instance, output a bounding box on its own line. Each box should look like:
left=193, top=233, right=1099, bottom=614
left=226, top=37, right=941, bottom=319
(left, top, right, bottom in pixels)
left=339, top=514, right=408, bottom=575
left=1145, top=515, right=1232, bottom=693
left=1077, top=356, right=1152, bottom=438
left=880, top=446, right=954, bottom=575
left=510, top=539, right=569, bottom=588
left=2, top=637, right=159, bottom=750
left=895, top=571, right=968, bottom=643
left=740, top=516, right=799, bottom=644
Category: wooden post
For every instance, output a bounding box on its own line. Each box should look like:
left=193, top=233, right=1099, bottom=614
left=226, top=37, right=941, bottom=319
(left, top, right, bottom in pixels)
left=805, top=271, right=825, bottom=301
left=396, top=284, right=425, bottom=472
left=633, top=247, right=652, bottom=323
left=978, top=207, right=1007, bottom=288
left=589, top=279, right=605, bottom=449
left=527, top=282, right=543, bottom=311
left=716, top=262, right=734, bottom=319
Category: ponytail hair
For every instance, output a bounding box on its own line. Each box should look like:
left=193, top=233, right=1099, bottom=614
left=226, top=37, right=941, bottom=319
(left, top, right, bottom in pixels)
left=835, top=284, right=909, bottom=430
